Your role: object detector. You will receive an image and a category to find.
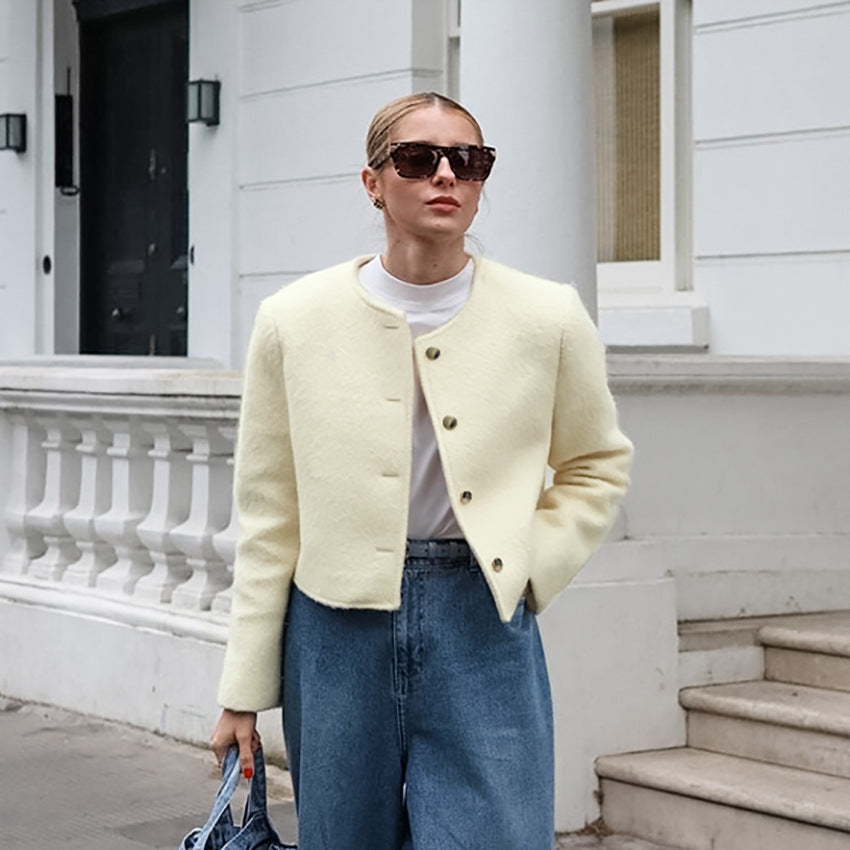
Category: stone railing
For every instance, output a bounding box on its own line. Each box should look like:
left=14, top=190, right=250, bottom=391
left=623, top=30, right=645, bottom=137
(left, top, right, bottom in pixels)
left=3, top=355, right=850, bottom=833
left=0, top=362, right=242, bottom=636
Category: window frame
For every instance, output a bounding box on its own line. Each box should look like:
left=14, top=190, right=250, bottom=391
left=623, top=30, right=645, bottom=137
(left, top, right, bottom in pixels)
left=446, top=0, right=461, bottom=101
left=592, top=0, right=692, bottom=301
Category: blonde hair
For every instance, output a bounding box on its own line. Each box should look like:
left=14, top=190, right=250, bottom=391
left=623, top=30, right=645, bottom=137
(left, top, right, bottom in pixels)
left=366, top=92, right=485, bottom=169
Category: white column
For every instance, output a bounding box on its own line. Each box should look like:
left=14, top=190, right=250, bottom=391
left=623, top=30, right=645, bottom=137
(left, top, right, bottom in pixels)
left=62, top=417, right=116, bottom=586
left=459, top=0, right=598, bottom=317
left=1, top=411, right=47, bottom=573
left=170, top=421, right=233, bottom=611
left=210, top=424, right=238, bottom=615
left=130, top=422, right=192, bottom=602
left=93, top=419, right=155, bottom=593
left=27, top=415, right=81, bottom=580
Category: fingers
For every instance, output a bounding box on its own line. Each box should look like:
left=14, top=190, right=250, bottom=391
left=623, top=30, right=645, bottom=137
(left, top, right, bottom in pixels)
left=235, top=721, right=256, bottom=780
left=209, top=708, right=258, bottom=779
left=209, top=725, right=231, bottom=767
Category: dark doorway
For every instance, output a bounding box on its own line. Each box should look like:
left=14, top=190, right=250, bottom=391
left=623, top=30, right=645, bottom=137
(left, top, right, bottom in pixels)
left=78, top=0, right=189, bottom=355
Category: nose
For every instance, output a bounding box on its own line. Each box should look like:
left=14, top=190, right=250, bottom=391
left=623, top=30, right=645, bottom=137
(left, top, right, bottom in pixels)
left=433, top=152, right=456, bottom=182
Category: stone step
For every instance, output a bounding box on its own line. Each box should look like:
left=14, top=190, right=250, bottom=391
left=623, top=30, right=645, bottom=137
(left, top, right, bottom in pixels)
left=760, top=614, right=850, bottom=691
left=765, top=647, right=850, bottom=691
left=759, top=613, right=850, bottom=657
left=556, top=835, right=683, bottom=849
left=597, top=748, right=850, bottom=850
left=682, top=680, right=850, bottom=777
left=678, top=644, right=763, bottom=689
left=678, top=616, right=769, bottom=689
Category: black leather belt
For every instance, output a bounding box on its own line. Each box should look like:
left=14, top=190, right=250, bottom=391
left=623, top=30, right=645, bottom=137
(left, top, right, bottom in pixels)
left=405, top=538, right=471, bottom=560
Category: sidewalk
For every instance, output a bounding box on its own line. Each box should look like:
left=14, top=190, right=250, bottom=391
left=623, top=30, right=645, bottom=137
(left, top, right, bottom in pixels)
left=1, top=697, right=677, bottom=850
left=2, top=698, right=297, bottom=850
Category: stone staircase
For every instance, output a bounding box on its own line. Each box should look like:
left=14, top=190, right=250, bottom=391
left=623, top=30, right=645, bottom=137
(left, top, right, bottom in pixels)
left=596, top=612, right=850, bottom=850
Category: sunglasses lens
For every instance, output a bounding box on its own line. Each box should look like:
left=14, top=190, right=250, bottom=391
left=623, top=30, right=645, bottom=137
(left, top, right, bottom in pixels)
left=392, top=144, right=440, bottom=178
left=448, top=147, right=495, bottom=181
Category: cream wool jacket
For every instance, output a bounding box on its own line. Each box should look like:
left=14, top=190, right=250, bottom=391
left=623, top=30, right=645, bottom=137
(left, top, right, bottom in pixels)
left=218, top=255, right=633, bottom=711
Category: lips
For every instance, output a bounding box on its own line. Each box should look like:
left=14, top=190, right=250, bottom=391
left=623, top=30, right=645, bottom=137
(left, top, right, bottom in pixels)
left=427, top=196, right=460, bottom=208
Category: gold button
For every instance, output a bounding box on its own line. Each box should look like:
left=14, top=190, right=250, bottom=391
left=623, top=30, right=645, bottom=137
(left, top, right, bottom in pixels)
left=425, top=347, right=441, bottom=360
left=492, top=558, right=503, bottom=572
left=460, top=490, right=472, bottom=504
left=442, top=416, right=457, bottom=430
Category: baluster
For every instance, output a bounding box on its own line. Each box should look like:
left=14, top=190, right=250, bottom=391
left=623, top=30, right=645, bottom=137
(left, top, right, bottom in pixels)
left=131, top=421, right=192, bottom=603
left=94, top=419, right=155, bottom=595
left=28, top=415, right=82, bottom=581
left=210, top=424, right=237, bottom=615
left=1, top=410, right=47, bottom=574
left=63, top=416, right=116, bottom=587
left=170, top=421, right=233, bottom=611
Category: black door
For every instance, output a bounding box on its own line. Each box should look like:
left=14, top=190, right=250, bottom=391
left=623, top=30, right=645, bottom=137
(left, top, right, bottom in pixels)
left=79, top=0, right=188, bottom=355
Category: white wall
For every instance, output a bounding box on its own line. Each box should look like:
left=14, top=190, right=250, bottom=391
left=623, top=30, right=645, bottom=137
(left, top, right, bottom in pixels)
left=542, top=563, right=683, bottom=830
left=202, top=0, right=447, bottom=367
left=186, top=0, right=239, bottom=366
left=692, top=0, right=850, bottom=354
left=0, top=0, right=39, bottom=356
left=612, top=356, right=850, bottom=622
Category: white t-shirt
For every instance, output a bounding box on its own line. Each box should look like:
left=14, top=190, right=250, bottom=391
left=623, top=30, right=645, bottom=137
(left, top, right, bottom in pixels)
left=359, top=255, right=473, bottom=539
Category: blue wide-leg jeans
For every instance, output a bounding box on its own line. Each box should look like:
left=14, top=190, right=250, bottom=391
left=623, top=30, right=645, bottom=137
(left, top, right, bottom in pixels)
left=282, top=543, right=555, bottom=850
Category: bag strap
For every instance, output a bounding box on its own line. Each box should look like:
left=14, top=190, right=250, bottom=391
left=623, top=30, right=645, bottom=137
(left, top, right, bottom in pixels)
left=190, top=746, right=242, bottom=850
left=243, top=745, right=270, bottom=820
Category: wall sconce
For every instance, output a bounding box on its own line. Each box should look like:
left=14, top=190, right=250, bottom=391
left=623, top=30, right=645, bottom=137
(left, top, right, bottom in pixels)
left=0, top=113, right=27, bottom=153
left=186, top=80, right=220, bottom=126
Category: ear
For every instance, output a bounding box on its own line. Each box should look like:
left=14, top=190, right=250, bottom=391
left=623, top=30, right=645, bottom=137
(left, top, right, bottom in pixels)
left=361, top=166, right=382, bottom=205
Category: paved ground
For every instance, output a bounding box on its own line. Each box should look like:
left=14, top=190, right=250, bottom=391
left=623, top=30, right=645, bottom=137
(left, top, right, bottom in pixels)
left=1, top=697, right=678, bottom=849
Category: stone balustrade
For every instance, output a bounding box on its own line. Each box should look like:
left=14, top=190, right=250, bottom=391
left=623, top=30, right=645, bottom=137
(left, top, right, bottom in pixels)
left=0, top=363, right=242, bottom=626
left=2, top=354, right=850, bottom=832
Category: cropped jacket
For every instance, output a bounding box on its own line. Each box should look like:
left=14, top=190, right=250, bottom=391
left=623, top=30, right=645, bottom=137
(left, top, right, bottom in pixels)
left=217, top=255, right=633, bottom=711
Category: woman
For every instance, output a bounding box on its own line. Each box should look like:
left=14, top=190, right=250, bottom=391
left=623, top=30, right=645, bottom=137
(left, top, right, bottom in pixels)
left=211, top=92, right=633, bottom=849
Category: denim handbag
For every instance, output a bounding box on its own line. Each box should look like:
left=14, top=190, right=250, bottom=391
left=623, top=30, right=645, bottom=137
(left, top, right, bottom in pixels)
left=179, top=746, right=296, bottom=850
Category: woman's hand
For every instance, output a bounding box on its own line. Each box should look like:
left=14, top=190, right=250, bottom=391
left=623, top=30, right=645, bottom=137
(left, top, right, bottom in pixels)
left=210, top=708, right=260, bottom=779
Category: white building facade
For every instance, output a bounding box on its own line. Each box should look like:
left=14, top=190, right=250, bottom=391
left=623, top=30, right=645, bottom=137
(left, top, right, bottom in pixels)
left=1, top=0, right=849, bottom=835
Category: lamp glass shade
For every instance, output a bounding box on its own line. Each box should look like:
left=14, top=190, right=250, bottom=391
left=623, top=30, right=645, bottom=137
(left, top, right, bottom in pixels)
left=186, top=82, right=201, bottom=122
left=186, top=80, right=220, bottom=126
left=0, top=114, right=27, bottom=152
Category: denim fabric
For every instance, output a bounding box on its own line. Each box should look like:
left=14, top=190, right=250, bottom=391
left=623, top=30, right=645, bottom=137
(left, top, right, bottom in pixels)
left=282, top=545, right=554, bottom=850
left=179, top=746, right=294, bottom=850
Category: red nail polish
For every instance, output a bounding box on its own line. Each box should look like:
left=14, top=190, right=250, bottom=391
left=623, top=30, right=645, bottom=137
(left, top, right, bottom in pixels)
left=243, top=767, right=253, bottom=780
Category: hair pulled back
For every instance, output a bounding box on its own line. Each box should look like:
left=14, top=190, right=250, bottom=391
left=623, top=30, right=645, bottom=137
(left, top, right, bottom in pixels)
left=366, top=92, right=485, bottom=170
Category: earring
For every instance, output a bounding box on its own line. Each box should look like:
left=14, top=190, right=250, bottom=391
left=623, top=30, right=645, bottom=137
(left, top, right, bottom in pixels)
left=372, top=197, right=385, bottom=210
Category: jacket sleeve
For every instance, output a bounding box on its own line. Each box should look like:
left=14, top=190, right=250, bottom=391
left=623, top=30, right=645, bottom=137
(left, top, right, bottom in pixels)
left=528, top=285, right=633, bottom=613
left=217, top=301, right=300, bottom=711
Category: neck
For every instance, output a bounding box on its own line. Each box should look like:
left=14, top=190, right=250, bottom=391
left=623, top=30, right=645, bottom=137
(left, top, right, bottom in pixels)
left=381, top=238, right=469, bottom=285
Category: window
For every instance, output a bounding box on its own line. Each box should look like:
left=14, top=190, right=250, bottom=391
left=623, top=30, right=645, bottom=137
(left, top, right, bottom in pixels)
left=592, top=0, right=692, bottom=298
